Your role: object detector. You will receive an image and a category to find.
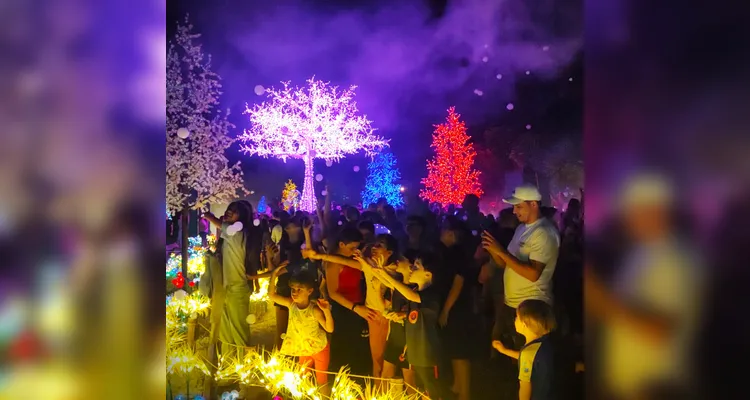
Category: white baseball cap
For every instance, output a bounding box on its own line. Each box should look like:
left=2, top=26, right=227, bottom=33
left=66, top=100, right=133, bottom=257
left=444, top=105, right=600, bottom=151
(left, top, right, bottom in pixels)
left=619, top=173, right=674, bottom=209
left=502, top=185, right=542, bottom=205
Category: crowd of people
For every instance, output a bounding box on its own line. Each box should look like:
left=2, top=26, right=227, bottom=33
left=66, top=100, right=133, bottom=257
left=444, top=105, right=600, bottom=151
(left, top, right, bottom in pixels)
left=200, top=184, right=584, bottom=400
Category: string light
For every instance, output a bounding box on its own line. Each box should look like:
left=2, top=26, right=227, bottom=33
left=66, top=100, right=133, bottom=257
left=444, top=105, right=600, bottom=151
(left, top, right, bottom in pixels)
left=214, top=347, right=422, bottom=400
left=361, top=152, right=404, bottom=208
left=257, top=196, right=268, bottom=213
left=166, top=235, right=213, bottom=278
left=166, top=292, right=212, bottom=377
left=281, top=180, right=300, bottom=211
left=420, top=107, right=483, bottom=207
left=164, top=240, right=426, bottom=399
left=249, top=277, right=270, bottom=302
left=239, top=78, right=388, bottom=212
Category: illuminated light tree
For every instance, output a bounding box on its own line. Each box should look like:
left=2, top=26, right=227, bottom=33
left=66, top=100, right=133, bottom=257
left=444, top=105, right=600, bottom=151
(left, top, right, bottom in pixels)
left=361, top=152, right=404, bottom=208
left=239, top=78, right=388, bottom=212
left=167, top=16, right=247, bottom=279
left=420, top=107, right=483, bottom=207
left=281, top=180, right=300, bottom=211
left=257, top=196, right=267, bottom=213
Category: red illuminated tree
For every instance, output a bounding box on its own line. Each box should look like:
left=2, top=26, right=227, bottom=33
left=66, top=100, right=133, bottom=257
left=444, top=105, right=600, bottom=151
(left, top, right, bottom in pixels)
left=420, top=107, right=483, bottom=207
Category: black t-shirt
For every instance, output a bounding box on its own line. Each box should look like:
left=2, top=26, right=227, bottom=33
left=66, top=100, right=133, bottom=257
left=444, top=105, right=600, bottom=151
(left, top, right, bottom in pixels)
left=435, top=244, right=477, bottom=314
left=403, top=241, right=434, bottom=264
left=404, top=285, right=441, bottom=367
left=386, top=283, right=409, bottom=348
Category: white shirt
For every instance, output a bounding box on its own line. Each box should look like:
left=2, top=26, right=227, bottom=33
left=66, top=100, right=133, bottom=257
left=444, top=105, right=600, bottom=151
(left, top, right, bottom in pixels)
left=504, top=218, right=560, bottom=308
left=221, top=222, right=249, bottom=290
left=602, top=237, right=702, bottom=396
left=363, top=267, right=386, bottom=312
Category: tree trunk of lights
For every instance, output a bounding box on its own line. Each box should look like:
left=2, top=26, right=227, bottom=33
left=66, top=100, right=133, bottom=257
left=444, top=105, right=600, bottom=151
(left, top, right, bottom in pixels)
left=300, top=153, right=317, bottom=212
left=181, top=208, right=189, bottom=289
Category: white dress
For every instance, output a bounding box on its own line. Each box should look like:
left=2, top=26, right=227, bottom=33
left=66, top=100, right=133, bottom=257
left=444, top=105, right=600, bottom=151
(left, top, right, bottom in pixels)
left=280, top=303, right=328, bottom=357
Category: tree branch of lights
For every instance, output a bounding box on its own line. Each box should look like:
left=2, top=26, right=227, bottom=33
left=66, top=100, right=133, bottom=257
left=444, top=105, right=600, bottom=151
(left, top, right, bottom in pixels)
left=361, top=152, right=404, bottom=208
left=420, top=107, right=483, bottom=207
left=166, top=16, right=247, bottom=215
left=239, top=78, right=388, bottom=212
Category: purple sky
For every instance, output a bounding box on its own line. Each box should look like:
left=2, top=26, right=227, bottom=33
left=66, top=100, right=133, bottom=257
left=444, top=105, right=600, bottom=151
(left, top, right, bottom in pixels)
left=169, top=0, right=582, bottom=204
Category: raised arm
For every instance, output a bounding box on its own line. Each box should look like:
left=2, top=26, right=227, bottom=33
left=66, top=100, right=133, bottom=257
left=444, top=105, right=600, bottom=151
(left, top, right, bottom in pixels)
left=303, top=218, right=314, bottom=249
left=323, top=185, right=331, bottom=227
left=316, top=200, right=328, bottom=240
left=202, top=212, right=222, bottom=228
left=268, top=262, right=293, bottom=308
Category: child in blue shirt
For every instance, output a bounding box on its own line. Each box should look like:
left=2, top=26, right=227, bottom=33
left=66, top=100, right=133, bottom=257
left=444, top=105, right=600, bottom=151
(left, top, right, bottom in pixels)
left=493, top=299, right=558, bottom=400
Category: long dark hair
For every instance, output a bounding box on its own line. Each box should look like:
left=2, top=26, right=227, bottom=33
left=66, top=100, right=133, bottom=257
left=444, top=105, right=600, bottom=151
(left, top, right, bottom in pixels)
left=376, top=233, right=400, bottom=266
left=217, top=200, right=262, bottom=276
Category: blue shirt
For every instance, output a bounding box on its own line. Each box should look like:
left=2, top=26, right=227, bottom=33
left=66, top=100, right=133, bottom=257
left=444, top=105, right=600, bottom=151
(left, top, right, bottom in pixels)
left=519, top=334, right=555, bottom=400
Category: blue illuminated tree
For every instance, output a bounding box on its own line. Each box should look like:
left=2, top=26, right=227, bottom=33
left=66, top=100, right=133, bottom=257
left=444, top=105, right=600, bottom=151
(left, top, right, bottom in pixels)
left=361, top=152, right=404, bottom=208
left=257, top=196, right=267, bottom=213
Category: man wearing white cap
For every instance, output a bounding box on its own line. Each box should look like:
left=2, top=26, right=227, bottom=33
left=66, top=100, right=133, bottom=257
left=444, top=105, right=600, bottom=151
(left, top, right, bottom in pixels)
left=481, top=184, right=561, bottom=350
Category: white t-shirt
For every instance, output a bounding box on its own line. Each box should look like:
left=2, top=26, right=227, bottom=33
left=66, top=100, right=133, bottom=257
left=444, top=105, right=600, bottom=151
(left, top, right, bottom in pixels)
left=504, top=218, right=560, bottom=308
left=221, top=222, right=249, bottom=289
left=602, top=238, right=701, bottom=397
left=363, top=267, right=386, bottom=312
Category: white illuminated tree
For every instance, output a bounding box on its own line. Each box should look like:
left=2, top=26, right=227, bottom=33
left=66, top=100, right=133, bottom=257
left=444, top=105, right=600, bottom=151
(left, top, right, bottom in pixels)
left=167, top=16, right=247, bottom=277
left=239, top=78, right=388, bottom=211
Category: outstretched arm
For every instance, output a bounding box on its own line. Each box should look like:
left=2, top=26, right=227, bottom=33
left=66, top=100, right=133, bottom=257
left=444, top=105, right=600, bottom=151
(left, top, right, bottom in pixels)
left=373, top=269, right=421, bottom=303
left=202, top=212, right=222, bottom=228
left=303, top=249, right=361, bottom=270
left=247, top=270, right=274, bottom=280
left=492, top=340, right=520, bottom=360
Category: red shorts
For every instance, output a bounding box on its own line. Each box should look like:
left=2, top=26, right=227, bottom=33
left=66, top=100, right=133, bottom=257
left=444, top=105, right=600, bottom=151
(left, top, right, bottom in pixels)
left=298, top=343, right=330, bottom=385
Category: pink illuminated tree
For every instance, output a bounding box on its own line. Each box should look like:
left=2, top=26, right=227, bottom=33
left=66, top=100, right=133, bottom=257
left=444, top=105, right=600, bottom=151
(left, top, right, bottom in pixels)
left=239, top=78, right=388, bottom=211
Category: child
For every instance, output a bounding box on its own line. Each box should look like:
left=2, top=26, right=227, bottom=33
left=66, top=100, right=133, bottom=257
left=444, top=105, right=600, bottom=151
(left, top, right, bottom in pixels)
left=269, top=264, right=334, bottom=395
left=492, top=299, right=557, bottom=400
left=202, top=202, right=261, bottom=354
left=372, top=256, right=454, bottom=400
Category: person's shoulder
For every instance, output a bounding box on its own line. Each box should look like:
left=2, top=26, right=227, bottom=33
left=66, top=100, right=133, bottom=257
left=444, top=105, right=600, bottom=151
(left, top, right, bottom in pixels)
left=417, top=285, right=440, bottom=304
left=521, top=340, right=544, bottom=362
left=529, top=219, right=560, bottom=240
